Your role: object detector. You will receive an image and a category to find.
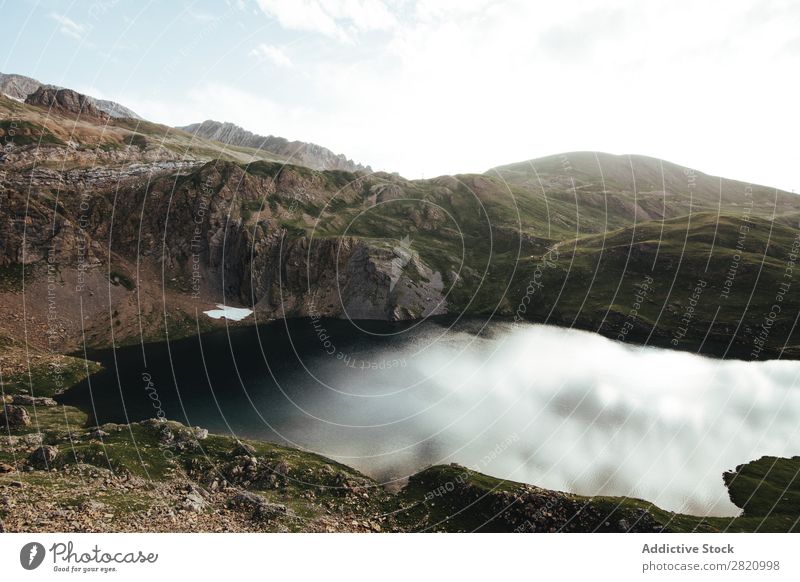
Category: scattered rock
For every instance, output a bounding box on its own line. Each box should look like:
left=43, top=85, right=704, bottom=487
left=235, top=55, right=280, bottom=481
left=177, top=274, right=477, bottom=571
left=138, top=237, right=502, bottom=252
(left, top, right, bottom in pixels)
left=0, top=404, right=31, bottom=428
left=8, top=395, right=58, bottom=407
left=232, top=442, right=256, bottom=457
left=228, top=491, right=288, bottom=521
left=29, top=445, right=59, bottom=467
left=181, top=486, right=208, bottom=513
left=82, top=500, right=106, bottom=512
left=0, top=463, right=16, bottom=474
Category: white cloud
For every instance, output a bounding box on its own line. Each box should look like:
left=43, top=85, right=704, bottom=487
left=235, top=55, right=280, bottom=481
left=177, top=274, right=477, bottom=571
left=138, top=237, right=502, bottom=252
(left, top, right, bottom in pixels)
left=126, top=1, right=800, bottom=191
left=127, top=82, right=310, bottom=141
left=250, top=43, right=293, bottom=67
left=49, top=12, right=88, bottom=41
left=186, top=9, right=217, bottom=23
left=256, top=0, right=396, bottom=43
left=287, top=0, right=800, bottom=190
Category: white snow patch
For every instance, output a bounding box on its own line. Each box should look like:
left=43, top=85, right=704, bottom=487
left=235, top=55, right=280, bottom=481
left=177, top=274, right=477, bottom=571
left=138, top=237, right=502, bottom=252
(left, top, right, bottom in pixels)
left=203, top=304, right=253, bottom=321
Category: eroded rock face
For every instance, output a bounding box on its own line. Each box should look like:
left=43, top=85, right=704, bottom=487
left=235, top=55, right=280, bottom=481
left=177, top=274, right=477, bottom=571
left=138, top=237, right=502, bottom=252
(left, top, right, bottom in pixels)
left=1, top=72, right=140, bottom=117
left=103, top=161, right=448, bottom=321
left=25, top=87, right=108, bottom=120
left=1, top=143, right=450, bottom=350
left=245, top=235, right=447, bottom=320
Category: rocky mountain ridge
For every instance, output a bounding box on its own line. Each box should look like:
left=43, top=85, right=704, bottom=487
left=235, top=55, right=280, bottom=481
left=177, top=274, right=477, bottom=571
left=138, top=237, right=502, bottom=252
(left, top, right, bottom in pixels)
left=2, top=72, right=800, bottom=535
left=0, top=71, right=140, bottom=119
left=3, top=73, right=800, bottom=361
left=24, top=85, right=109, bottom=120
left=179, top=119, right=370, bottom=173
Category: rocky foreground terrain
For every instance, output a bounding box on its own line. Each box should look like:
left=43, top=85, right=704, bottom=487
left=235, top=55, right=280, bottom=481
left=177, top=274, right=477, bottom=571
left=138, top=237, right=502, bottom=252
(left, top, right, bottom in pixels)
left=2, top=76, right=800, bottom=532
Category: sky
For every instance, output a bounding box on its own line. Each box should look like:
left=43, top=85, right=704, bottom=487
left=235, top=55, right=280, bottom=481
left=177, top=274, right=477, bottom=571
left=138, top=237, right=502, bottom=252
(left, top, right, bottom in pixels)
left=1, top=0, right=798, bottom=190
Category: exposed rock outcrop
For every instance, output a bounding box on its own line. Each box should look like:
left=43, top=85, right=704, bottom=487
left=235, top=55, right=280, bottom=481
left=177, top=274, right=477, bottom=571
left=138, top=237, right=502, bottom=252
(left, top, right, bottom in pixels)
left=0, top=405, right=31, bottom=428
left=25, top=86, right=109, bottom=120
left=179, top=120, right=370, bottom=173
left=1, top=71, right=140, bottom=118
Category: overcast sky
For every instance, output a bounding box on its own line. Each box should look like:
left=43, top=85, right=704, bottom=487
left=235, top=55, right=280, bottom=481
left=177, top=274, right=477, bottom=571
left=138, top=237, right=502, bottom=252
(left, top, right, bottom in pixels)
left=2, top=0, right=798, bottom=190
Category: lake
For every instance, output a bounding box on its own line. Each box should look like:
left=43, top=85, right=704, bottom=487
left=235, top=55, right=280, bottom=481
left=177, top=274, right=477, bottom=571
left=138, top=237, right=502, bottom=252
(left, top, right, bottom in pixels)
left=60, top=317, right=800, bottom=516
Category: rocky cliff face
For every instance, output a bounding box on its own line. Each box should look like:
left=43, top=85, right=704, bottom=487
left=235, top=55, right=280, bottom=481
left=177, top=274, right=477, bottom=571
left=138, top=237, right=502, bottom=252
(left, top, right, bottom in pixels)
left=5, top=73, right=800, bottom=359
left=0, top=72, right=140, bottom=118
left=179, top=120, right=371, bottom=173
left=0, top=72, right=41, bottom=101
left=25, top=86, right=109, bottom=120
left=102, top=161, right=446, bottom=322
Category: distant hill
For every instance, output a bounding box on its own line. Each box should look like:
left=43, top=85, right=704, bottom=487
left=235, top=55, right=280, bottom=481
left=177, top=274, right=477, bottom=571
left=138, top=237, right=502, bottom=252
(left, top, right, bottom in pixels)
left=179, top=119, right=370, bottom=173
left=488, top=151, right=799, bottom=230
left=0, top=72, right=141, bottom=119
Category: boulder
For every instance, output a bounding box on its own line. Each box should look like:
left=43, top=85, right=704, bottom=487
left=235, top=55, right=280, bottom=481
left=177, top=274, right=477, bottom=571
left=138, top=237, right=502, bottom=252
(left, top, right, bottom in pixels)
left=228, top=491, right=287, bottom=521
left=0, top=404, right=31, bottom=428
left=9, top=395, right=58, bottom=407
left=231, top=441, right=256, bottom=457
left=180, top=485, right=208, bottom=513
left=29, top=445, right=59, bottom=467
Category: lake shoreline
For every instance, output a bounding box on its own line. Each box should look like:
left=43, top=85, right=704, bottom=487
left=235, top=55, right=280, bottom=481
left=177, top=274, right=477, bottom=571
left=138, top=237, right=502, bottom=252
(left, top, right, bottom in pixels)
left=57, top=316, right=800, bottom=518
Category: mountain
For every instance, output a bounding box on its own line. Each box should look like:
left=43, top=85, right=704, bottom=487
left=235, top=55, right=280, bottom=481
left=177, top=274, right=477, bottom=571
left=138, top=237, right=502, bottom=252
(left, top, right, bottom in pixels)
left=3, top=72, right=800, bottom=363
left=490, top=151, right=798, bottom=215
left=24, top=86, right=109, bottom=120
left=0, top=71, right=141, bottom=119
left=179, top=119, right=370, bottom=173
left=3, top=74, right=800, bottom=534
left=0, top=72, right=41, bottom=100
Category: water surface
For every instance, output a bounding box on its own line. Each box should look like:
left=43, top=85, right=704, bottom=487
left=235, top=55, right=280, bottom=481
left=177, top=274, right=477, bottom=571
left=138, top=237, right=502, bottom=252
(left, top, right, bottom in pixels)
left=61, top=317, right=800, bottom=516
